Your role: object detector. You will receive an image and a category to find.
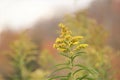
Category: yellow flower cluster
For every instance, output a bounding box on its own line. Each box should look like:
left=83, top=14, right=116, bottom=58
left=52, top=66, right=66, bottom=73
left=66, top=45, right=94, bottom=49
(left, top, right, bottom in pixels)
left=53, top=23, right=88, bottom=53
left=75, top=44, right=88, bottom=51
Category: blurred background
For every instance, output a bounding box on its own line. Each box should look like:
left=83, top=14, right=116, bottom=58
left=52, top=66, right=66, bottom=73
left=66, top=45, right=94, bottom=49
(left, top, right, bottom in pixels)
left=0, top=0, right=120, bottom=80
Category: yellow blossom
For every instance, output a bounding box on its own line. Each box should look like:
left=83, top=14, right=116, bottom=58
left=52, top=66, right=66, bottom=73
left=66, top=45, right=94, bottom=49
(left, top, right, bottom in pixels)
left=59, top=23, right=65, bottom=28
left=53, top=23, right=88, bottom=54
left=72, top=36, right=83, bottom=41
left=53, top=44, right=57, bottom=48
left=57, top=48, right=67, bottom=52
left=55, top=38, right=63, bottom=43
left=79, top=44, right=88, bottom=48
left=75, top=44, right=88, bottom=50
left=59, top=43, right=66, bottom=48
left=65, top=35, right=72, bottom=40
left=73, top=42, right=79, bottom=45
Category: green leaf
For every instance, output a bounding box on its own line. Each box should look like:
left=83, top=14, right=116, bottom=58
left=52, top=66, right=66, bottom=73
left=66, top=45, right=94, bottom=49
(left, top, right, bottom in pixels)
left=72, top=51, right=85, bottom=61
left=75, top=64, right=98, bottom=75
left=55, top=62, right=69, bottom=67
left=73, top=69, right=83, bottom=76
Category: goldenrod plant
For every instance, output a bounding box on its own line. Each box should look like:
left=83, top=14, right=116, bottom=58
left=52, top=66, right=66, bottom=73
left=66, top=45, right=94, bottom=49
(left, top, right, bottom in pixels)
left=49, top=23, right=98, bottom=80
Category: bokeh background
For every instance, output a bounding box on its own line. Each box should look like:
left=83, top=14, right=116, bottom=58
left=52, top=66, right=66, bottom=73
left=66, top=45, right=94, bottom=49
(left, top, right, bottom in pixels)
left=0, top=0, right=120, bottom=80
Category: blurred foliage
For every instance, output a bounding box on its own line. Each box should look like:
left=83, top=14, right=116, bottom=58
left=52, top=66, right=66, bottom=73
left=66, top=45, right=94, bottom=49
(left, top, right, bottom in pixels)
left=8, top=32, right=37, bottom=80
left=62, top=11, right=114, bottom=80
left=38, top=50, right=55, bottom=70
left=4, top=32, right=51, bottom=80
left=0, top=75, right=4, bottom=80
left=30, top=69, right=49, bottom=80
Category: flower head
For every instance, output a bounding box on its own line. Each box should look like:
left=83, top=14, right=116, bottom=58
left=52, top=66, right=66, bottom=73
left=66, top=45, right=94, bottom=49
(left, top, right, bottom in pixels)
left=53, top=23, right=88, bottom=54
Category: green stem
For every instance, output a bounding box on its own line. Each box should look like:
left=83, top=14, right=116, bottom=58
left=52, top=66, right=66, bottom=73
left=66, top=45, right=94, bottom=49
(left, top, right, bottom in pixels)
left=69, top=57, right=74, bottom=80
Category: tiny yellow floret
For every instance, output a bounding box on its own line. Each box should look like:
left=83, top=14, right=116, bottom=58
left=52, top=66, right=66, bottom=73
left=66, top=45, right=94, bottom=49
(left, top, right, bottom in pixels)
left=78, top=44, right=88, bottom=48
left=55, top=38, right=63, bottom=43
left=59, top=23, right=65, bottom=28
